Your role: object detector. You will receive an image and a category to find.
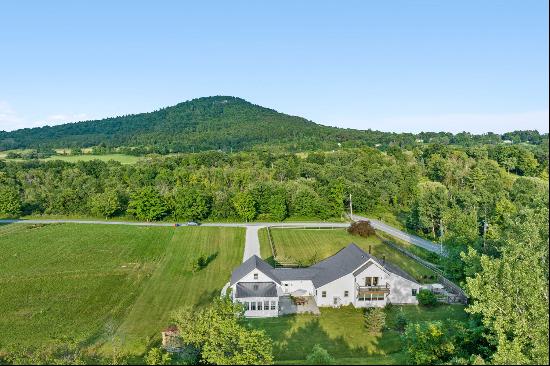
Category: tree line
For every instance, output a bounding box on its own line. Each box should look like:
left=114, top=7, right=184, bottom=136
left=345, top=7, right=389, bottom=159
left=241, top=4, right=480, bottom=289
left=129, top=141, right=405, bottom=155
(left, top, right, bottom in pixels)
left=0, top=142, right=548, bottom=364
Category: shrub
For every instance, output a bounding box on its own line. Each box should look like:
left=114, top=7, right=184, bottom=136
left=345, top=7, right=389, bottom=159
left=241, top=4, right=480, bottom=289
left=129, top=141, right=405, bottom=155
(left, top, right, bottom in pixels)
left=348, top=220, right=376, bottom=237
left=364, top=307, right=386, bottom=334
left=417, top=289, right=438, bottom=306
left=396, top=312, right=408, bottom=332
left=306, top=344, right=334, bottom=365
left=193, top=255, right=208, bottom=272
left=145, top=347, right=171, bottom=365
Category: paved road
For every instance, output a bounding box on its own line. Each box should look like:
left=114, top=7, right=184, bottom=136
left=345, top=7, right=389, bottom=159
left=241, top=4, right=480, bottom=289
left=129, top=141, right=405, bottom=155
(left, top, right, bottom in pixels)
left=0, top=219, right=348, bottom=228
left=0, top=217, right=443, bottom=256
left=242, top=226, right=263, bottom=262
left=350, top=214, right=444, bottom=255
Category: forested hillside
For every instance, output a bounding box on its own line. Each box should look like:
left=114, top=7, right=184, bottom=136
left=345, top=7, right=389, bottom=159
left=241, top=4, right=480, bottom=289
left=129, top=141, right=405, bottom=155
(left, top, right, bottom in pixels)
left=1, top=96, right=547, bottom=153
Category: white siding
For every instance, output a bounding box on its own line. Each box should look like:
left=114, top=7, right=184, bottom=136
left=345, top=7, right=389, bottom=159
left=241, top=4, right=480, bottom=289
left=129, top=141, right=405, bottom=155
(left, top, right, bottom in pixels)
left=315, top=273, right=356, bottom=307
left=230, top=268, right=281, bottom=299
left=280, top=280, right=315, bottom=295
left=387, top=275, right=419, bottom=305
left=237, top=268, right=277, bottom=284
left=353, top=260, right=391, bottom=308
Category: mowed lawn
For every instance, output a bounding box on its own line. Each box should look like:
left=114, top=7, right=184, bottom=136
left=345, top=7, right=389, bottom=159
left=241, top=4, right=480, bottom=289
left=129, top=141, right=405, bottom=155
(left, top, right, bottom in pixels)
left=259, top=228, right=435, bottom=283
left=249, top=304, right=468, bottom=364
left=0, top=223, right=244, bottom=355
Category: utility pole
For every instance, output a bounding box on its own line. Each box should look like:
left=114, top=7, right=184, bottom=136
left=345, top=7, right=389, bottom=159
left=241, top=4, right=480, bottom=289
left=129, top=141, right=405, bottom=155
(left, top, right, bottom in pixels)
left=439, top=218, right=444, bottom=255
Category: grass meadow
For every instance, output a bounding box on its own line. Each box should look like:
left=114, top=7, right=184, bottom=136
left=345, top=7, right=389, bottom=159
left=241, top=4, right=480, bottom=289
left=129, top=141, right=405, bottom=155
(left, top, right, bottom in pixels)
left=43, top=154, right=142, bottom=164
left=0, top=223, right=244, bottom=355
left=249, top=304, right=468, bottom=364
left=0, top=150, right=142, bottom=164
left=259, top=228, right=436, bottom=283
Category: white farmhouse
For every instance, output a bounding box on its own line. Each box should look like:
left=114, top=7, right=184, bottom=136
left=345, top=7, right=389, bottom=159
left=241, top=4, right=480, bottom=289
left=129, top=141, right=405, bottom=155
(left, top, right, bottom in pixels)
left=228, top=243, right=421, bottom=317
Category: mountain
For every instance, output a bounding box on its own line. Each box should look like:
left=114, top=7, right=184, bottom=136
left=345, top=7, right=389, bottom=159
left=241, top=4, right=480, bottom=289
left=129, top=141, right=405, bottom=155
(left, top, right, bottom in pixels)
left=0, top=96, right=545, bottom=153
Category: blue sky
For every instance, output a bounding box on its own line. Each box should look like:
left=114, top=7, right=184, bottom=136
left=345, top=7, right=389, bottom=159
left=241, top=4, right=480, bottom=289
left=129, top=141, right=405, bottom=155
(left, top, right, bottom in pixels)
left=0, top=0, right=548, bottom=133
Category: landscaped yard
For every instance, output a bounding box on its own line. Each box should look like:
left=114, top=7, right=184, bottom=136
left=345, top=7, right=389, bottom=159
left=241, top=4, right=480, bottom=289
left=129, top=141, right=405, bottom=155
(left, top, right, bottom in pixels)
left=249, top=304, right=468, bottom=364
left=258, top=228, right=436, bottom=283
left=0, top=223, right=244, bottom=355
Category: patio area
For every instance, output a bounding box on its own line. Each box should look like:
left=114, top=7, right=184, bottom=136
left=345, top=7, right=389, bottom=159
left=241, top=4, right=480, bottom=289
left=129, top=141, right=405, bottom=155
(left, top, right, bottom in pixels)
left=279, top=295, right=320, bottom=316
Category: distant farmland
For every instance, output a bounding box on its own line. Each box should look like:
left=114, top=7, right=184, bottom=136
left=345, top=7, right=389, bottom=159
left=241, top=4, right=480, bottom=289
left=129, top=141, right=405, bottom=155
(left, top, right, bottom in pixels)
left=0, top=224, right=244, bottom=355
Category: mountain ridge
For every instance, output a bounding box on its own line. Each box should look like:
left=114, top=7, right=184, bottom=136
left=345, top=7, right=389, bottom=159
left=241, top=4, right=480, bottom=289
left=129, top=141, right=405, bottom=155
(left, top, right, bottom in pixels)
left=0, top=96, right=546, bottom=152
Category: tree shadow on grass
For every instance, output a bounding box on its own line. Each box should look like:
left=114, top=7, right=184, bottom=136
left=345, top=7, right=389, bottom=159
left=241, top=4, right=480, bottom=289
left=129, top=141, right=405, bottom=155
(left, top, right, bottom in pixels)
left=204, top=251, right=218, bottom=267
left=250, top=313, right=386, bottom=362
left=195, top=289, right=221, bottom=308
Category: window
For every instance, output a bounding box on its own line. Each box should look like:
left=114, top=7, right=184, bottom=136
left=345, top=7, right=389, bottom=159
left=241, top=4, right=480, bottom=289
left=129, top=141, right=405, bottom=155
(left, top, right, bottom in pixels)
left=253, top=273, right=258, bottom=280
left=412, top=289, right=418, bottom=296
left=365, top=277, right=379, bottom=286
left=374, top=294, right=385, bottom=300
left=244, top=302, right=250, bottom=310
left=270, top=301, right=276, bottom=310
left=322, top=291, right=327, bottom=298
left=253, top=284, right=259, bottom=291
left=344, top=291, right=349, bottom=297
left=359, top=293, right=372, bottom=301
left=258, top=301, right=263, bottom=310
left=251, top=302, right=257, bottom=311
left=264, top=301, right=270, bottom=310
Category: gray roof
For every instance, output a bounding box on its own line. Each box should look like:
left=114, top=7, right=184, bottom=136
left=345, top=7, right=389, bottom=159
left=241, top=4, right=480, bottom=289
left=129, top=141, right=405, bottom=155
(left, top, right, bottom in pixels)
left=236, top=282, right=278, bottom=298
left=380, top=260, right=418, bottom=283
left=352, top=261, right=374, bottom=276
left=230, top=244, right=418, bottom=287
left=272, top=267, right=320, bottom=281
left=230, top=255, right=280, bottom=286
left=308, top=243, right=371, bottom=287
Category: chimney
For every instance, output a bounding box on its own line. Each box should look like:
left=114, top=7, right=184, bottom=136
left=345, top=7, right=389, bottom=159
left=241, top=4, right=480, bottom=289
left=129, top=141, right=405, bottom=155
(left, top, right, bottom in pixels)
left=382, top=256, right=386, bottom=265
left=368, top=245, right=372, bottom=254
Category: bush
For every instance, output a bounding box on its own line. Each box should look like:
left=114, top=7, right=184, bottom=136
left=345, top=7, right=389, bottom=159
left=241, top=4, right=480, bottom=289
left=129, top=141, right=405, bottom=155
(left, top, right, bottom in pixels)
left=364, top=307, right=386, bottom=334
left=306, top=344, right=334, bottom=365
left=417, top=289, right=438, bottom=306
left=193, top=255, right=208, bottom=272
left=396, top=312, right=408, bottom=332
left=348, top=220, right=376, bottom=237
left=145, top=347, right=171, bottom=365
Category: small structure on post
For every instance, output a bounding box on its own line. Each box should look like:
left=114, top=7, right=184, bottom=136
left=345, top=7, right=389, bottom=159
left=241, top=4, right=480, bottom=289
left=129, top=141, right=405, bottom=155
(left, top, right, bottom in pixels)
left=161, top=325, right=183, bottom=353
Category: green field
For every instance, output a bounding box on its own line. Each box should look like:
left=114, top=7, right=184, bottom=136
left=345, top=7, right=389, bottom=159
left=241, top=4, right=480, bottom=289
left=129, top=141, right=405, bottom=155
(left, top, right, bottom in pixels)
left=44, top=154, right=142, bottom=164
left=249, top=304, right=468, bottom=364
left=259, top=228, right=436, bottom=283
left=0, top=223, right=244, bottom=355
left=0, top=150, right=142, bottom=164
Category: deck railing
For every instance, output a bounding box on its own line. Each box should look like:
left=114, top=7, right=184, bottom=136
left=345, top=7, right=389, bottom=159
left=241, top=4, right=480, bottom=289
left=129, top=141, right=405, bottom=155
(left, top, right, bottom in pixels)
left=356, top=283, right=391, bottom=293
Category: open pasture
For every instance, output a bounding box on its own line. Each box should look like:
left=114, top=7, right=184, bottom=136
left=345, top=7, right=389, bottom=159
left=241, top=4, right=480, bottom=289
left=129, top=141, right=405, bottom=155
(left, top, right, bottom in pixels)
left=0, top=223, right=244, bottom=355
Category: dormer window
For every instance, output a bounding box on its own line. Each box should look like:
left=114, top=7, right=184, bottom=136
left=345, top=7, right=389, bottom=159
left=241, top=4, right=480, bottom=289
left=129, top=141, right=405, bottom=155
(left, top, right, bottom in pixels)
left=253, top=273, right=258, bottom=280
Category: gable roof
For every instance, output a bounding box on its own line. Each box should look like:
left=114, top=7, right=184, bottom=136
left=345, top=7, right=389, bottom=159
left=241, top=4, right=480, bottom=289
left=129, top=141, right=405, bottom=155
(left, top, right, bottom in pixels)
left=308, top=243, right=371, bottom=287
left=235, top=282, right=278, bottom=298
left=272, top=267, right=320, bottom=281
left=230, top=244, right=418, bottom=287
left=230, top=255, right=281, bottom=286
